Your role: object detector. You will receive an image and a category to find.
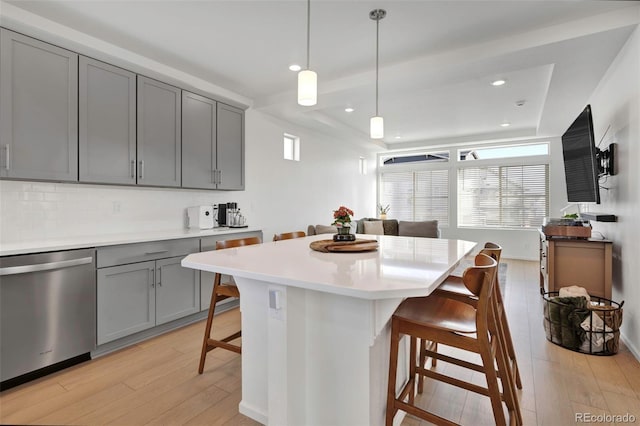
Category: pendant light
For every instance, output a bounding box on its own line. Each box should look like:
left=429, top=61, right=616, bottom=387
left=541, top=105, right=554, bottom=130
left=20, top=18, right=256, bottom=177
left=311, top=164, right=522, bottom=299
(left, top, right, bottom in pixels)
left=298, top=0, right=317, bottom=106
left=370, top=9, right=386, bottom=139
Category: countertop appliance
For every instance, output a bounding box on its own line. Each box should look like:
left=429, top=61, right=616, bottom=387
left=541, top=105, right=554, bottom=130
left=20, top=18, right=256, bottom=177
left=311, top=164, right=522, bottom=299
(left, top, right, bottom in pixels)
left=218, top=202, right=247, bottom=228
left=187, top=206, right=214, bottom=229
left=0, top=249, right=96, bottom=390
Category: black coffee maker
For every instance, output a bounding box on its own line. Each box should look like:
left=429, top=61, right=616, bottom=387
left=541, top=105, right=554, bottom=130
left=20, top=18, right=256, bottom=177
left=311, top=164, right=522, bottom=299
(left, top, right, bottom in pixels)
left=217, top=202, right=237, bottom=226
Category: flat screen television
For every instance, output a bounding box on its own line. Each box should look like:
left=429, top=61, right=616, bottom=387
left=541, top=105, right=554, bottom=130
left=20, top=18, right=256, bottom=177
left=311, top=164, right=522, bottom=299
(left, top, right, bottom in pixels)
left=561, top=105, right=600, bottom=204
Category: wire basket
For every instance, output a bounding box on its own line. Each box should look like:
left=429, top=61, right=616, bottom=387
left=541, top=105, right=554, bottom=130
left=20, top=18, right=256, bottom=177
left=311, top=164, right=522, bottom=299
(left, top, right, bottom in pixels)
left=542, top=291, right=624, bottom=355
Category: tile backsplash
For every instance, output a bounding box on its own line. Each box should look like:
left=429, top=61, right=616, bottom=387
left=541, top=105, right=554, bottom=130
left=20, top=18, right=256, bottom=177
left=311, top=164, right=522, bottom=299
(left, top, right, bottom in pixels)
left=0, top=180, right=244, bottom=244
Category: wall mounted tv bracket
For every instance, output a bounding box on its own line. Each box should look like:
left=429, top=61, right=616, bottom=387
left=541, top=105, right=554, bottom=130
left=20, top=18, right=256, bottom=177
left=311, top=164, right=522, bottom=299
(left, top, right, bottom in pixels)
left=596, top=143, right=615, bottom=176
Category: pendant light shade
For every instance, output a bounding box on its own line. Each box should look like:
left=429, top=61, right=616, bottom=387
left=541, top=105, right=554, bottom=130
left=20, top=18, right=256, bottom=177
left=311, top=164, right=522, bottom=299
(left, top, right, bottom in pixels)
left=370, top=116, right=384, bottom=139
left=298, top=0, right=317, bottom=106
left=369, top=9, right=386, bottom=139
left=298, top=69, right=317, bottom=106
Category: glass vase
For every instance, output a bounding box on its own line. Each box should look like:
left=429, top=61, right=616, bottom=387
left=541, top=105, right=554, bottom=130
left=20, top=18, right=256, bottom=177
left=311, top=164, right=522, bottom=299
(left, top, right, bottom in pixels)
left=333, top=224, right=355, bottom=242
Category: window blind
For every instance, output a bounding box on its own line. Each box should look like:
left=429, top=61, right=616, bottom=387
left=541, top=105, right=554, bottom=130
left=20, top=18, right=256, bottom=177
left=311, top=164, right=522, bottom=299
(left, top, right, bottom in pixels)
left=380, top=170, right=449, bottom=226
left=458, top=164, right=548, bottom=228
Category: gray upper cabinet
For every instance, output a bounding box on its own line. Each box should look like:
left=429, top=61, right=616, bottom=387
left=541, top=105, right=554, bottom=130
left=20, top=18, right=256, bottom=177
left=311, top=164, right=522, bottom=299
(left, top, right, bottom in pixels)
left=137, top=76, right=181, bottom=187
left=0, top=28, right=78, bottom=182
left=79, top=56, right=136, bottom=185
left=216, top=103, right=244, bottom=190
left=182, top=91, right=217, bottom=189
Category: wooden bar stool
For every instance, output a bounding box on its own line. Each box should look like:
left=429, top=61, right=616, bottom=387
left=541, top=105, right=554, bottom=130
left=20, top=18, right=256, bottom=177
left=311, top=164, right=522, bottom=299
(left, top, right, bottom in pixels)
left=198, top=236, right=261, bottom=374
left=429, top=242, right=522, bottom=389
left=273, top=231, right=306, bottom=241
left=386, top=253, right=521, bottom=426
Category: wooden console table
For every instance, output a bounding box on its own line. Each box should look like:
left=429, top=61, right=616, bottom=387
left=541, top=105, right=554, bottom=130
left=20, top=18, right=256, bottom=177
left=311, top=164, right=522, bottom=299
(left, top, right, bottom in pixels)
left=539, top=230, right=612, bottom=299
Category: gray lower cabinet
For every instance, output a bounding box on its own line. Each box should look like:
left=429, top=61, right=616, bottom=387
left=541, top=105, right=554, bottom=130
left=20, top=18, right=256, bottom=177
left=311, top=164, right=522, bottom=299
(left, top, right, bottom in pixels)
left=137, top=76, right=181, bottom=187
left=96, top=239, right=200, bottom=345
left=216, top=103, right=244, bottom=190
left=79, top=56, right=136, bottom=185
left=97, top=261, right=156, bottom=345
left=155, top=256, right=200, bottom=325
left=0, top=28, right=78, bottom=182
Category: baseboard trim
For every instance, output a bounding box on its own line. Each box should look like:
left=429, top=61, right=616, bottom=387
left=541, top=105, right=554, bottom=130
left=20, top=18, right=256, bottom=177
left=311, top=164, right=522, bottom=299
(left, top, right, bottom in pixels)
left=620, top=333, right=640, bottom=362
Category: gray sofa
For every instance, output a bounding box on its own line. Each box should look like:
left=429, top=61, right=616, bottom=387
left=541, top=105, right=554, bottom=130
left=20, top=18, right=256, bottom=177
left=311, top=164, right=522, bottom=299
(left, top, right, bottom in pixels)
left=307, top=218, right=439, bottom=238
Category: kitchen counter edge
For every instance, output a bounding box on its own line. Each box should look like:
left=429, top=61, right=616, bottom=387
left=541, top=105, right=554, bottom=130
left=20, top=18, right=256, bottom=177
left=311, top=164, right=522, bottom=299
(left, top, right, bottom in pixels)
left=0, top=227, right=263, bottom=257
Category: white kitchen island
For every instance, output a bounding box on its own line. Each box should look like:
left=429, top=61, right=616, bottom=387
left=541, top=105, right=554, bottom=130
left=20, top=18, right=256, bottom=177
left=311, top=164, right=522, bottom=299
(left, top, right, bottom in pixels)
left=182, top=234, right=476, bottom=426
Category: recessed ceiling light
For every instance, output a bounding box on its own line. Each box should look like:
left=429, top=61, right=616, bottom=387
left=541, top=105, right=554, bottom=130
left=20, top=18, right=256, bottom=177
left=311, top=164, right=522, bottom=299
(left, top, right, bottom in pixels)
left=289, top=64, right=301, bottom=72
left=345, top=107, right=354, bottom=113
left=491, top=79, right=506, bottom=86
left=394, top=135, right=402, bottom=139
left=501, top=122, right=511, bottom=127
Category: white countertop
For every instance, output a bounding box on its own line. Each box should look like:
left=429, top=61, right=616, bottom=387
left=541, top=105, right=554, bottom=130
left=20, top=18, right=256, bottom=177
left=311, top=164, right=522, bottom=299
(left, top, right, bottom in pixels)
left=182, top=234, right=477, bottom=300
left=0, top=226, right=263, bottom=256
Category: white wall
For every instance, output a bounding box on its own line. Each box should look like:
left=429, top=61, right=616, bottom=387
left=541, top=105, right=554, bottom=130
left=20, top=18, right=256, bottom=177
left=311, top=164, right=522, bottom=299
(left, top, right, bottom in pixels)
left=0, top=110, right=378, bottom=245
left=585, top=25, right=640, bottom=358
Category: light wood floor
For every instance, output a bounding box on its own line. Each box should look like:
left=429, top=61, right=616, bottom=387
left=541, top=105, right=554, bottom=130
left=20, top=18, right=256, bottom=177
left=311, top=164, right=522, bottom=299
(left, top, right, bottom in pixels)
left=1, top=259, right=638, bottom=425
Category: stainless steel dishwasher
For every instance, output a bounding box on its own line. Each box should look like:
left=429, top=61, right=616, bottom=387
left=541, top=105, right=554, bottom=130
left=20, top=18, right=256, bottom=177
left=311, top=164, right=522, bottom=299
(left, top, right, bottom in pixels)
left=0, top=248, right=96, bottom=389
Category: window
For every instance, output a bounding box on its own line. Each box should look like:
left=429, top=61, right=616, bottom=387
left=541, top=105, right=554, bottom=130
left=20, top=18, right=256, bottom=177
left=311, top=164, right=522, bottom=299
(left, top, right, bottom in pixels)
left=458, top=164, right=549, bottom=228
left=359, top=157, right=367, bottom=175
left=381, top=151, right=449, bottom=165
left=380, top=169, right=449, bottom=226
left=459, top=143, right=548, bottom=161
left=283, top=133, right=300, bottom=161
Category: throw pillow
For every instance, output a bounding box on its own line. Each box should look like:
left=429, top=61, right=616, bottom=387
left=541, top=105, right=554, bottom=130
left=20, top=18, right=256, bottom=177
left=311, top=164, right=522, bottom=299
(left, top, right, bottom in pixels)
left=363, top=220, right=384, bottom=235
left=315, top=224, right=338, bottom=235
left=398, top=220, right=439, bottom=238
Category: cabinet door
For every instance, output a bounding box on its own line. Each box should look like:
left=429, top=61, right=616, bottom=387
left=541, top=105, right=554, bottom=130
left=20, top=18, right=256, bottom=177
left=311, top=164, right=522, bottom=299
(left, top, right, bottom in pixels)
left=0, top=29, right=78, bottom=181
left=97, top=261, right=156, bottom=345
left=137, top=76, right=181, bottom=187
left=182, top=91, right=217, bottom=189
left=79, top=56, right=136, bottom=184
left=155, top=256, right=200, bottom=325
left=216, top=103, right=244, bottom=190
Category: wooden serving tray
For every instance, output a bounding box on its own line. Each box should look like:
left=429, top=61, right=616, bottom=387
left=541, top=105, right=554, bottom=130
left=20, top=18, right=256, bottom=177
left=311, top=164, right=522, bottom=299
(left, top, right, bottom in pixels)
left=310, top=239, right=379, bottom=253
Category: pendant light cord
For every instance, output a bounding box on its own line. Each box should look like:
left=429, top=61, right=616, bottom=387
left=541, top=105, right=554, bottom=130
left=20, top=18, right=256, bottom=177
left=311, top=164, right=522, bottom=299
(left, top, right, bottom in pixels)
left=375, top=16, right=379, bottom=116
left=306, top=0, right=311, bottom=70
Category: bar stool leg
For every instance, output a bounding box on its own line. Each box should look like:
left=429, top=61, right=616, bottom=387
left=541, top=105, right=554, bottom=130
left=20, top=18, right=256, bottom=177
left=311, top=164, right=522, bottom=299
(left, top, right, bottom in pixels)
left=198, top=273, right=221, bottom=374
left=386, top=318, right=400, bottom=426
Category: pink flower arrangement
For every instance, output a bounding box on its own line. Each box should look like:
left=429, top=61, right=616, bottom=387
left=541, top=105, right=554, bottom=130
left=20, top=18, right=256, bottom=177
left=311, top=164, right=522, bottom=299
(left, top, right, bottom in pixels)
left=332, top=206, right=354, bottom=227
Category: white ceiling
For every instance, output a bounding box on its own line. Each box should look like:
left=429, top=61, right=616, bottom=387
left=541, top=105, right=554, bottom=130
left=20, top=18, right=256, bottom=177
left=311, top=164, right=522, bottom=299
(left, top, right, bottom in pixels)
left=3, top=0, right=639, bottom=149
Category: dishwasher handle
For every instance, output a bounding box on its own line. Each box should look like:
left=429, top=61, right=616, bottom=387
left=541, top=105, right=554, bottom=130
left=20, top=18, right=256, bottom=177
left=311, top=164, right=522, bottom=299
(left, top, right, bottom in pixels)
left=0, top=257, right=93, bottom=276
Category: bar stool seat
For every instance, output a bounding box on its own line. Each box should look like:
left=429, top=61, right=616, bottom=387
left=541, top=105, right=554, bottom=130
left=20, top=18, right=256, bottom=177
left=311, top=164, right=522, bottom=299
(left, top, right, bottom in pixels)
left=395, top=295, right=477, bottom=334
left=273, top=231, right=306, bottom=241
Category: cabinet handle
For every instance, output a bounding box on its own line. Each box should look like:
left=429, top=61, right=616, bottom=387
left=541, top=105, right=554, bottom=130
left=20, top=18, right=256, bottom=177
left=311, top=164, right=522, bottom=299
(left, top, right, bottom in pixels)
left=211, top=170, right=216, bottom=184
left=139, top=160, right=145, bottom=179
left=150, top=269, right=155, bottom=288
left=217, top=170, right=222, bottom=184
left=130, top=160, right=135, bottom=178
left=157, top=268, right=162, bottom=287
left=144, top=250, right=168, bottom=256
left=3, top=145, right=9, bottom=170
